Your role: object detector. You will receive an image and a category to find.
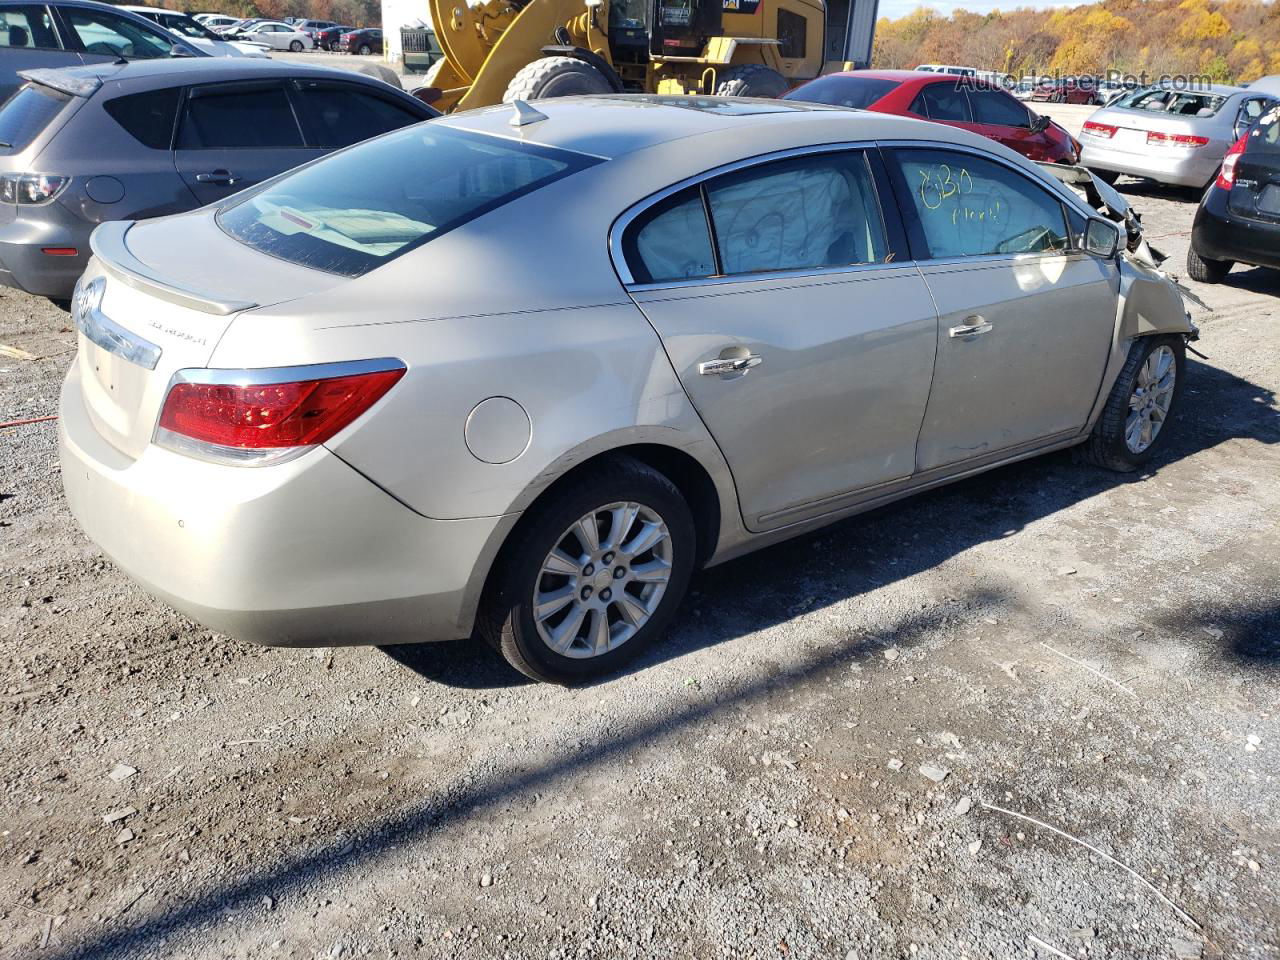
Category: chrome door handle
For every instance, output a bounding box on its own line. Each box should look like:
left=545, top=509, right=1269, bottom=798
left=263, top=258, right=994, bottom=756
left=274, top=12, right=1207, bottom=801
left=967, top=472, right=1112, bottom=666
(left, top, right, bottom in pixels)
left=195, top=170, right=238, bottom=185
left=949, top=317, right=993, bottom=338
left=698, top=354, right=763, bottom=376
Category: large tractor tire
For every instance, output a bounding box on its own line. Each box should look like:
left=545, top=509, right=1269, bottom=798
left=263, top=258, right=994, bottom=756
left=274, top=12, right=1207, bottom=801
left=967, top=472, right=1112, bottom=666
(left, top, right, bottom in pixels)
left=714, top=64, right=790, bottom=98
left=351, top=61, right=403, bottom=90
left=503, top=56, right=613, bottom=102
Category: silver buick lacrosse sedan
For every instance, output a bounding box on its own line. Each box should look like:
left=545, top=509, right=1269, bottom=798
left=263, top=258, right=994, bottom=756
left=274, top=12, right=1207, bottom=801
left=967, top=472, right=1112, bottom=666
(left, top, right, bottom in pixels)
left=59, top=95, right=1196, bottom=683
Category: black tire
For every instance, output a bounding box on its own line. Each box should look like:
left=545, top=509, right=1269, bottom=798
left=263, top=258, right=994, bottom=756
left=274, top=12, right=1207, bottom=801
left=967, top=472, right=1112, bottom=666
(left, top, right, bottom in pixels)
left=1093, top=169, right=1120, bottom=186
left=478, top=456, right=696, bottom=685
left=714, top=64, right=789, bottom=98
left=289, top=39, right=303, bottom=51
left=357, top=43, right=372, bottom=56
left=351, top=62, right=403, bottom=89
left=1081, top=335, right=1185, bottom=472
left=1186, top=245, right=1232, bottom=283
left=503, top=56, right=612, bottom=102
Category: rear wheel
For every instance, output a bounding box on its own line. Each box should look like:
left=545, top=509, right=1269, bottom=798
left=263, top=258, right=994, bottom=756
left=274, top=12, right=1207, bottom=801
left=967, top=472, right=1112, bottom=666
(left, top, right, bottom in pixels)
left=714, top=64, right=789, bottom=98
left=479, top=457, right=695, bottom=684
left=503, top=56, right=613, bottom=102
left=1082, top=335, right=1185, bottom=472
left=289, top=39, right=303, bottom=51
left=358, top=43, right=372, bottom=55
left=1186, top=246, right=1232, bottom=283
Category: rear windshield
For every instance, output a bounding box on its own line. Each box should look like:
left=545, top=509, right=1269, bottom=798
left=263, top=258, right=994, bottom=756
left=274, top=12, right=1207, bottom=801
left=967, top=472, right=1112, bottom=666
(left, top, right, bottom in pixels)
left=784, top=75, right=900, bottom=110
left=218, top=124, right=601, bottom=277
left=0, top=83, right=72, bottom=152
left=1111, top=87, right=1227, bottom=117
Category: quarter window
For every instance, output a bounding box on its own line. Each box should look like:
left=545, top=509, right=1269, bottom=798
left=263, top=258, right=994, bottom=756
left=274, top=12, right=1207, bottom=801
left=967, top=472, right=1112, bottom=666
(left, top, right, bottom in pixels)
left=104, top=87, right=180, bottom=149
left=892, top=148, right=1068, bottom=259
left=706, top=151, right=887, bottom=275
left=623, top=187, right=716, bottom=283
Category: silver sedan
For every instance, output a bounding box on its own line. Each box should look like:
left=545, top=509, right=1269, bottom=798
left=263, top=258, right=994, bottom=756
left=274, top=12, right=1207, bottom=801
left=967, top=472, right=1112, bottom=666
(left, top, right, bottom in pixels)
left=58, top=96, right=1196, bottom=684
left=1079, top=83, right=1277, bottom=189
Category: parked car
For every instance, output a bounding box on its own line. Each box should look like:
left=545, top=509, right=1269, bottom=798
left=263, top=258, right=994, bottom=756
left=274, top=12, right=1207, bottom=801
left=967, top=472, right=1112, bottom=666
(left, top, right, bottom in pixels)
left=311, top=24, right=349, bottom=51
left=1012, top=77, right=1036, bottom=101
left=120, top=5, right=269, bottom=57
left=339, top=27, right=381, bottom=56
left=56, top=96, right=1195, bottom=684
left=1079, top=83, right=1277, bottom=188
left=193, top=13, right=237, bottom=30
left=0, top=0, right=206, bottom=101
left=784, top=70, right=1080, bottom=165
left=1187, top=104, right=1280, bottom=282
left=215, top=17, right=261, bottom=35
left=237, top=20, right=310, bottom=51
left=1031, top=76, right=1098, bottom=104
left=293, top=18, right=336, bottom=36
left=0, top=58, right=437, bottom=302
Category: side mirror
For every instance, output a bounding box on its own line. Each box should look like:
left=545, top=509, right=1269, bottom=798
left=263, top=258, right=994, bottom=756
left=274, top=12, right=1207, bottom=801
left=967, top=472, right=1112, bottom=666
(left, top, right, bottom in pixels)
left=1029, top=113, right=1050, bottom=133
left=1084, top=218, right=1120, bottom=258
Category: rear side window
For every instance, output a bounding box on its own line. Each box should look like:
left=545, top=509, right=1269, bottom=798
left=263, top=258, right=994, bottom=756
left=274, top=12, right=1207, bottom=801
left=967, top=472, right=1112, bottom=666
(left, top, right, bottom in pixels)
left=292, top=82, right=424, bottom=148
left=103, top=87, right=179, bottom=149
left=783, top=75, right=900, bottom=109
left=0, top=83, right=71, bottom=151
left=891, top=148, right=1068, bottom=258
left=177, top=84, right=304, bottom=149
left=912, top=83, right=972, bottom=122
left=218, top=125, right=600, bottom=277
left=1, top=5, right=63, bottom=49
left=969, top=89, right=1030, bottom=127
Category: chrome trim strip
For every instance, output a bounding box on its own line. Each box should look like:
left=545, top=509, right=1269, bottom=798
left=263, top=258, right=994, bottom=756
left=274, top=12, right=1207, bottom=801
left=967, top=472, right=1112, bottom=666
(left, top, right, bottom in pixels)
left=608, top=139, right=881, bottom=287
left=628, top=259, right=916, bottom=295
left=89, top=221, right=259, bottom=317
left=169, top=357, right=406, bottom=387
left=76, top=304, right=163, bottom=371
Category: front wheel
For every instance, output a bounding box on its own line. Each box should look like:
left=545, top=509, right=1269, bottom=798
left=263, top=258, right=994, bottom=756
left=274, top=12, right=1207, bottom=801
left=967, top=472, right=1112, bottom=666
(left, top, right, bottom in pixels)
left=289, top=39, right=303, bottom=51
left=1082, top=335, right=1185, bottom=472
left=358, top=43, right=372, bottom=55
left=479, top=457, right=695, bottom=684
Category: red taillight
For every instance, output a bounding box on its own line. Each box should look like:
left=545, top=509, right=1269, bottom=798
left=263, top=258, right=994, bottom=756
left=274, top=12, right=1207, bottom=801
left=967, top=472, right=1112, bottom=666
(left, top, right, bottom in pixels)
left=1082, top=121, right=1117, bottom=139
left=1215, top=133, right=1248, bottom=190
left=1147, top=131, right=1209, bottom=148
left=156, top=363, right=404, bottom=464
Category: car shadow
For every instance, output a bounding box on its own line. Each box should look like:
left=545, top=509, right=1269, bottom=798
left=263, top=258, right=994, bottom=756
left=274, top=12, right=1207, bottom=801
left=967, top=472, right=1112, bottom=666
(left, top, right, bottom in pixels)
left=388, top=356, right=1279, bottom=689
left=1115, top=178, right=1207, bottom=204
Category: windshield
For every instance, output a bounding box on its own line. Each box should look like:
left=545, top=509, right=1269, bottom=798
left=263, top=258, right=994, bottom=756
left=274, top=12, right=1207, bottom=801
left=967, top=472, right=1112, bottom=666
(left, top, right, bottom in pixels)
left=783, top=75, right=900, bottom=109
left=218, top=125, right=602, bottom=277
left=1111, top=87, right=1227, bottom=117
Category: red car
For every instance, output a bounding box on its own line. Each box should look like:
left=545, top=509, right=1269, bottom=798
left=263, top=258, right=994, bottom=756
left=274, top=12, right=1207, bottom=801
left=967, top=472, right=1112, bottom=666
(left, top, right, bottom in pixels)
left=1030, top=76, right=1099, bottom=105
left=783, top=70, right=1081, bottom=165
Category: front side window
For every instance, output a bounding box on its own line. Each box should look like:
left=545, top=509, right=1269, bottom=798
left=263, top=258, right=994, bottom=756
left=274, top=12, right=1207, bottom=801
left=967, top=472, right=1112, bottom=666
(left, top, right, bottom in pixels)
left=707, top=151, right=888, bottom=275
left=63, top=8, right=173, bottom=58
left=1, top=5, right=62, bottom=49
left=912, top=83, right=973, bottom=123
left=292, top=82, right=425, bottom=148
left=969, top=88, right=1030, bottom=127
left=219, top=125, right=599, bottom=277
left=177, top=84, right=304, bottom=149
left=892, top=148, right=1068, bottom=259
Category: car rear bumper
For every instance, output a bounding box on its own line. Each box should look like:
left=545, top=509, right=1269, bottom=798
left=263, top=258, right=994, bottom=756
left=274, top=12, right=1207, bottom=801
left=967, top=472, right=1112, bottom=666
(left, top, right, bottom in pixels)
left=58, top=359, right=511, bottom=647
left=1080, top=141, right=1220, bottom=188
left=0, top=211, right=92, bottom=299
left=1192, top=186, right=1280, bottom=269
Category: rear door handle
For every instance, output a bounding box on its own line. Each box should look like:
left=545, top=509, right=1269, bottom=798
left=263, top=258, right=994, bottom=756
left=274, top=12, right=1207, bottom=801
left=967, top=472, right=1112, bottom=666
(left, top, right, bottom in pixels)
left=698, top=354, right=763, bottom=376
left=949, top=316, right=993, bottom=338
left=194, top=170, right=238, bottom=185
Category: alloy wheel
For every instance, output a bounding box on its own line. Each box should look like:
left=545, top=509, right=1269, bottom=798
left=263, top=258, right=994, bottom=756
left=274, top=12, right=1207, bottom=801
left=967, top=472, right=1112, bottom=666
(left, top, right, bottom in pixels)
left=532, top=501, right=673, bottom=659
left=1125, top=345, right=1176, bottom=453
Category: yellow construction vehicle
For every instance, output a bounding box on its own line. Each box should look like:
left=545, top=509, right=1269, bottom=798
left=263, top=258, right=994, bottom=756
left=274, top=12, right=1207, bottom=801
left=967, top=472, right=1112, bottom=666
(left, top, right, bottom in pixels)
left=415, top=0, right=878, bottom=112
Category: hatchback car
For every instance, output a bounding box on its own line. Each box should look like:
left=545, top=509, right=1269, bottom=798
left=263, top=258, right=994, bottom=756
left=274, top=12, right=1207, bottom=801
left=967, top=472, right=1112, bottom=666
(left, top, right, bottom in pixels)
left=0, top=0, right=206, bottom=101
left=339, top=27, right=381, bottom=56
left=1187, top=103, right=1280, bottom=282
left=1079, top=83, right=1277, bottom=189
left=0, top=58, right=437, bottom=302
left=784, top=70, right=1080, bottom=165
left=58, top=96, right=1195, bottom=684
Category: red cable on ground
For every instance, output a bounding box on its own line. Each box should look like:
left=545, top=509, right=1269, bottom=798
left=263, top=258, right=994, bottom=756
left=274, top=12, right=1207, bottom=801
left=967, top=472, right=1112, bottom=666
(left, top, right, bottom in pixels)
left=0, top=415, right=58, bottom=429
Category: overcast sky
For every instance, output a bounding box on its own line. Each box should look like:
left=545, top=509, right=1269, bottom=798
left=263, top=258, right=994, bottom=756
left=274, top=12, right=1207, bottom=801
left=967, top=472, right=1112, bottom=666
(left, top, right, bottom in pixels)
left=876, top=0, right=1085, bottom=20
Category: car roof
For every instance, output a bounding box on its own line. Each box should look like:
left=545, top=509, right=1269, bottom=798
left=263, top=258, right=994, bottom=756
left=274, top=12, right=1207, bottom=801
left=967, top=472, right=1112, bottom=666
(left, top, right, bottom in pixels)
left=441, top=94, right=1011, bottom=162
left=23, top=57, right=405, bottom=88
left=819, top=70, right=1002, bottom=89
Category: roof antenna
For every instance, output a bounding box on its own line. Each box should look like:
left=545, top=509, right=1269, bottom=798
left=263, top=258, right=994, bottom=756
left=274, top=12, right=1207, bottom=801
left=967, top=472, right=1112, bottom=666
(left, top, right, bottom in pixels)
left=509, top=99, right=548, bottom=127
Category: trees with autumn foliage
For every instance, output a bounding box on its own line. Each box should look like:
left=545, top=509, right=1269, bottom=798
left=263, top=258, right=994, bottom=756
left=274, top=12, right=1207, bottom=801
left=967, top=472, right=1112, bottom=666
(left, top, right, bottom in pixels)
left=161, top=0, right=381, bottom=27
left=872, top=0, right=1280, bottom=84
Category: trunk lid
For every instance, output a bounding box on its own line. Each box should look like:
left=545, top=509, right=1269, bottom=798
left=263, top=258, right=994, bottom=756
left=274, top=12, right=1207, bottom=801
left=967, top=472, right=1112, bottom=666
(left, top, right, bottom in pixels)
left=1229, top=126, right=1280, bottom=223
left=1095, top=108, right=1216, bottom=152
left=73, top=214, right=346, bottom=459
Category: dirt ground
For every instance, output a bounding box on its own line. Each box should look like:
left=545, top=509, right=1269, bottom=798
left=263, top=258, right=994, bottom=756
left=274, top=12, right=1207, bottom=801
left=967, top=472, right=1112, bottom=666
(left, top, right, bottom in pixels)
left=1, top=106, right=1277, bottom=960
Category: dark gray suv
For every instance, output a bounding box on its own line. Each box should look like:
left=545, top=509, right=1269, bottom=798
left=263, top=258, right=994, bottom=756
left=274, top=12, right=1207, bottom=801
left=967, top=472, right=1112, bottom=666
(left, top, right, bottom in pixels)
left=1, top=0, right=207, bottom=102
left=0, top=57, right=438, bottom=303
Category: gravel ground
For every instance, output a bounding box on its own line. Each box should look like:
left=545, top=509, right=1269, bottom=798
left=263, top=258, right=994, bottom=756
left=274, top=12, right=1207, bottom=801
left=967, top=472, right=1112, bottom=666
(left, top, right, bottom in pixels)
left=1, top=108, right=1277, bottom=960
